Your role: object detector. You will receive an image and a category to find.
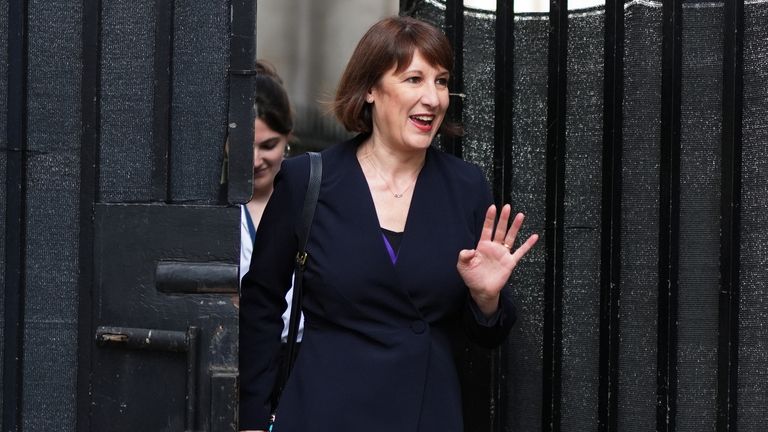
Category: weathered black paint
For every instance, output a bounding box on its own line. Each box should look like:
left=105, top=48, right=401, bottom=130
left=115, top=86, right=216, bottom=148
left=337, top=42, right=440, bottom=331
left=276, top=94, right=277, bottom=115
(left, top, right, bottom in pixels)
left=543, top=0, right=568, bottom=430
left=3, top=0, right=28, bottom=430
left=152, top=0, right=174, bottom=202
left=657, top=0, right=683, bottom=429
left=75, top=0, right=102, bottom=429
left=493, top=0, right=515, bottom=207
left=88, top=204, right=238, bottom=432
left=443, top=0, right=464, bottom=158
left=718, top=0, right=744, bottom=429
left=491, top=3, right=516, bottom=430
left=599, top=0, right=624, bottom=429
left=227, top=0, right=257, bottom=205
left=155, top=261, right=239, bottom=294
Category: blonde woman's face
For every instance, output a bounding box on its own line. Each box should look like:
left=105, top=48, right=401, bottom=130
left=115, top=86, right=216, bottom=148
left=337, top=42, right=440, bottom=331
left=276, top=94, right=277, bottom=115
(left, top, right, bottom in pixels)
left=252, top=118, right=288, bottom=195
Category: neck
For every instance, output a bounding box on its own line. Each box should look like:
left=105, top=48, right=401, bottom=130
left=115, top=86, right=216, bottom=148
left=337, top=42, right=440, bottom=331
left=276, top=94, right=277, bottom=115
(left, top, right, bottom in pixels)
left=360, top=136, right=425, bottom=177
left=245, top=189, right=271, bottom=228
left=249, top=186, right=272, bottom=205
left=358, top=137, right=425, bottom=199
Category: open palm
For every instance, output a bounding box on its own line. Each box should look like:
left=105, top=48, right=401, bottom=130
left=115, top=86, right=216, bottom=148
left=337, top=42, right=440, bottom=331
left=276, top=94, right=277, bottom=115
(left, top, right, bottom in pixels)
left=456, top=204, right=538, bottom=316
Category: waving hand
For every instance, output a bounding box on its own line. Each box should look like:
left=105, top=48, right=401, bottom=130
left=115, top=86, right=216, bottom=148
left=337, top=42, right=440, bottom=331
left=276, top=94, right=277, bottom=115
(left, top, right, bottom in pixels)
left=456, top=204, right=539, bottom=316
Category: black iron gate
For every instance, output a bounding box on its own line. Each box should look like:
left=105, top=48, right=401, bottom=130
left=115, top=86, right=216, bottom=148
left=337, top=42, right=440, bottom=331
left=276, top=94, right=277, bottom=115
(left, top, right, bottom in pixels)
left=2, top=0, right=253, bottom=431
left=4, top=0, right=768, bottom=431
left=75, top=1, right=255, bottom=431
left=404, top=0, right=766, bottom=431
left=88, top=204, right=240, bottom=432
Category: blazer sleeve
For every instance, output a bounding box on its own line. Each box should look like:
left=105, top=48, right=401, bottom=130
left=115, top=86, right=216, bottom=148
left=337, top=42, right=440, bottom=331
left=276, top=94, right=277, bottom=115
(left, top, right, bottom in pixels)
left=238, top=156, right=308, bottom=430
left=461, top=165, right=517, bottom=349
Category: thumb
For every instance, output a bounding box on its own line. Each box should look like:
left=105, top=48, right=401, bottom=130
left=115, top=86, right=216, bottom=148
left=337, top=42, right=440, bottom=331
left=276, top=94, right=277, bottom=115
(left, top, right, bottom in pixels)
left=457, top=249, right=476, bottom=266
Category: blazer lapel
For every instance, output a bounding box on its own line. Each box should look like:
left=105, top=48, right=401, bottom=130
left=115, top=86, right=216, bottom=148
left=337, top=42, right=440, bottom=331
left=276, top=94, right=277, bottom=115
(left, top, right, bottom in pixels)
left=394, top=148, right=471, bottom=317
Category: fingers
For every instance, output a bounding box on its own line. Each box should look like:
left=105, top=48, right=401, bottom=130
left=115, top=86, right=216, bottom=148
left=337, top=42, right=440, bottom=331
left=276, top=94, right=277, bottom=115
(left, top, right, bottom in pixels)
left=479, top=205, right=497, bottom=243
left=510, top=233, right=539, bottom=264
left=503, top=212, right=525, bottom=248
left=483, top=205, right=537, bottom=260
left=493, top=204, right=512, bottom=244
left=482, top=204, right=514, bottom=245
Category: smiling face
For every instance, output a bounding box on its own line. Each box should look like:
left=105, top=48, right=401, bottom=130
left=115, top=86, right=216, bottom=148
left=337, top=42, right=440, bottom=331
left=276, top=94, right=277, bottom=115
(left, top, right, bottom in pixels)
left=367, top=50, right=450, bottom=153
left=252, top=117, right=287, bottom=196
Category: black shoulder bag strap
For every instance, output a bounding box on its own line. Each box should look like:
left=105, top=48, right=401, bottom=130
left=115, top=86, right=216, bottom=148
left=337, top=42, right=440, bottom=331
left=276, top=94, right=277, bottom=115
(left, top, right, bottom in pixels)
left=275, top=151, right=322, bottom=403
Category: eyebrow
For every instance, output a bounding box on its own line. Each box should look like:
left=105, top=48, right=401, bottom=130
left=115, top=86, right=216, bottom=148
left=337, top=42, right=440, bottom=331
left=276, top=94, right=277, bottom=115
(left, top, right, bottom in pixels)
left=397, top=68, right=450, bottom=77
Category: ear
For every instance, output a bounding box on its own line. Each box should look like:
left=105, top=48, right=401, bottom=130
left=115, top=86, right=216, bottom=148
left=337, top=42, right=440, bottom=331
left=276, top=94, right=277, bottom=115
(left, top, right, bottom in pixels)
left=366, top=87, right=375, bottom=104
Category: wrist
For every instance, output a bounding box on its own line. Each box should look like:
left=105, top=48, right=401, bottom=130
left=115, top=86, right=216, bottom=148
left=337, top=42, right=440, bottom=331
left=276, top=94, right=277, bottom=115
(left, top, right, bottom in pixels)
left=471, top=294, right=500, bottom=317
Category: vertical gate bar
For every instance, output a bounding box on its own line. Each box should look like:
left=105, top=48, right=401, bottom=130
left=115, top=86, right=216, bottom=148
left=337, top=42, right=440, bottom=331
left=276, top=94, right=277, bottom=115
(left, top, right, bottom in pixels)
left=493, top=0, right=515, bottom=206
left=717, top=0, right=744, bottom=428
left=543, top=0, right=568, bottom=430
left=443, top=0, right=464, bottom=158
left=599, top=0, right=624, bottom=430
left=3, top=0, right=28, bottom=429
left=657, top=0, right=682, bottom=429
left=76, top=0, right=103, bottom=429
left=227, top=0, right=257, bottom=205
left=151, top=0, right=174, bottom=202
left=185, top=327, right=200, bottom=431
left=492, top=1, right=516, bottom=430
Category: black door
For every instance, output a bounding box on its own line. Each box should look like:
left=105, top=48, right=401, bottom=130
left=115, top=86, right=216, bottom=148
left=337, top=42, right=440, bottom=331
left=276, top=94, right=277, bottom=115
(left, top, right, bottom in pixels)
left=89, top=204, right=240, bottom=432
left=76, top=1, right=256, bottom=431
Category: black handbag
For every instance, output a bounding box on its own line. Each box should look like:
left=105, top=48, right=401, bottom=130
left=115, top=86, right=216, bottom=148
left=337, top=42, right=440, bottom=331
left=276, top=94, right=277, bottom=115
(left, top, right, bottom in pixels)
left=270, top=151, right=322, bottom=426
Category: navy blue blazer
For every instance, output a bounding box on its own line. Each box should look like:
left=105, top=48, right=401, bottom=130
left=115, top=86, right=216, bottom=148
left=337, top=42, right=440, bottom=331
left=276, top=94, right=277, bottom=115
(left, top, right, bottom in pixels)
left=239, top=135, right=516, bottom=431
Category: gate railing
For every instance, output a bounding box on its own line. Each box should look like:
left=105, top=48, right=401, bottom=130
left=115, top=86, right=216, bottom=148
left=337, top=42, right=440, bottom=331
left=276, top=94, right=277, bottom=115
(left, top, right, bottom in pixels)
left=405, top=0, right=748, bottom=431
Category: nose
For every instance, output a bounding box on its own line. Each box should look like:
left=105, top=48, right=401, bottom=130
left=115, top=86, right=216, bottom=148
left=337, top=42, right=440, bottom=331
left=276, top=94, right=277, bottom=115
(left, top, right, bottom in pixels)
left=420, top=82, right=440, bottom=108
left=253, top=148, right=263, bottom=166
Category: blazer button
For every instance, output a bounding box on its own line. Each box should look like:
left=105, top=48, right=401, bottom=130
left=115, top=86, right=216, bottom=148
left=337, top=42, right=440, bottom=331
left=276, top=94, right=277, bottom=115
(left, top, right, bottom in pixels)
left=410, top=320, right=426, bottom=334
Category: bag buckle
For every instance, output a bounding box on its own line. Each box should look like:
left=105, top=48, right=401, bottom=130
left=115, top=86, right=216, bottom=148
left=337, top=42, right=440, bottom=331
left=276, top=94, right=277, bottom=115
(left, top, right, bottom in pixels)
left=296, top=251, right=308, bottom=267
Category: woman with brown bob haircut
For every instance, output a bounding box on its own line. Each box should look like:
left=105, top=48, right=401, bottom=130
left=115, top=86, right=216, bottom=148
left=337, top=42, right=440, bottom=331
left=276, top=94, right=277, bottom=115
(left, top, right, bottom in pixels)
left=239, top=16, right=537, bottom=432
left=332, top=16, right=459, bottom=136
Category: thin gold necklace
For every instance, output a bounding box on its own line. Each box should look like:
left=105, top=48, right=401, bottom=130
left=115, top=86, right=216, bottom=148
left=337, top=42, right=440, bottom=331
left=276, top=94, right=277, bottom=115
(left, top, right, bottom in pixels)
left=363, top=151, right=419, bottom=199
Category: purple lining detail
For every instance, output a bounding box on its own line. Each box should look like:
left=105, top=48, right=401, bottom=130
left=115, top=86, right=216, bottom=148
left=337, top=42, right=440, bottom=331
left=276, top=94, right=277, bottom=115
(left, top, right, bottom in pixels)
left=381, top=232, right=398, bottom=264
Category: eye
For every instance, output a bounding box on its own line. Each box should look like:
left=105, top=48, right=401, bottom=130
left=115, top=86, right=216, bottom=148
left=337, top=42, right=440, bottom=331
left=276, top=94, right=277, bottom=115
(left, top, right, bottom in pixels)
left=436, top=77, right=449, bottom=87
left=405, top=76, right=422, bottom=84
left=256, top=137, right=281, bottom=151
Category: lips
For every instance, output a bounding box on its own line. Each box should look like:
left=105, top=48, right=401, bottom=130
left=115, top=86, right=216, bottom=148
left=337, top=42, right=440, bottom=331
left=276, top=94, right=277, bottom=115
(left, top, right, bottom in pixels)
left=409, top=114, right=435, bottom=132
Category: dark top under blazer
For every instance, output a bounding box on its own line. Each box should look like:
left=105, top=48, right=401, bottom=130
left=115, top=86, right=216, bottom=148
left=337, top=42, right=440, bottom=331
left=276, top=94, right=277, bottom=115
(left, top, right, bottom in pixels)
left=239, top=135, right=516, bottom=431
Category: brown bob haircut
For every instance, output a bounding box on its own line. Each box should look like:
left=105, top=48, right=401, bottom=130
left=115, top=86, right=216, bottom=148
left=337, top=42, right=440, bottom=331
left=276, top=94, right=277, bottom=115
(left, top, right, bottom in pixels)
left=332, top=16, right=461, bottom=136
